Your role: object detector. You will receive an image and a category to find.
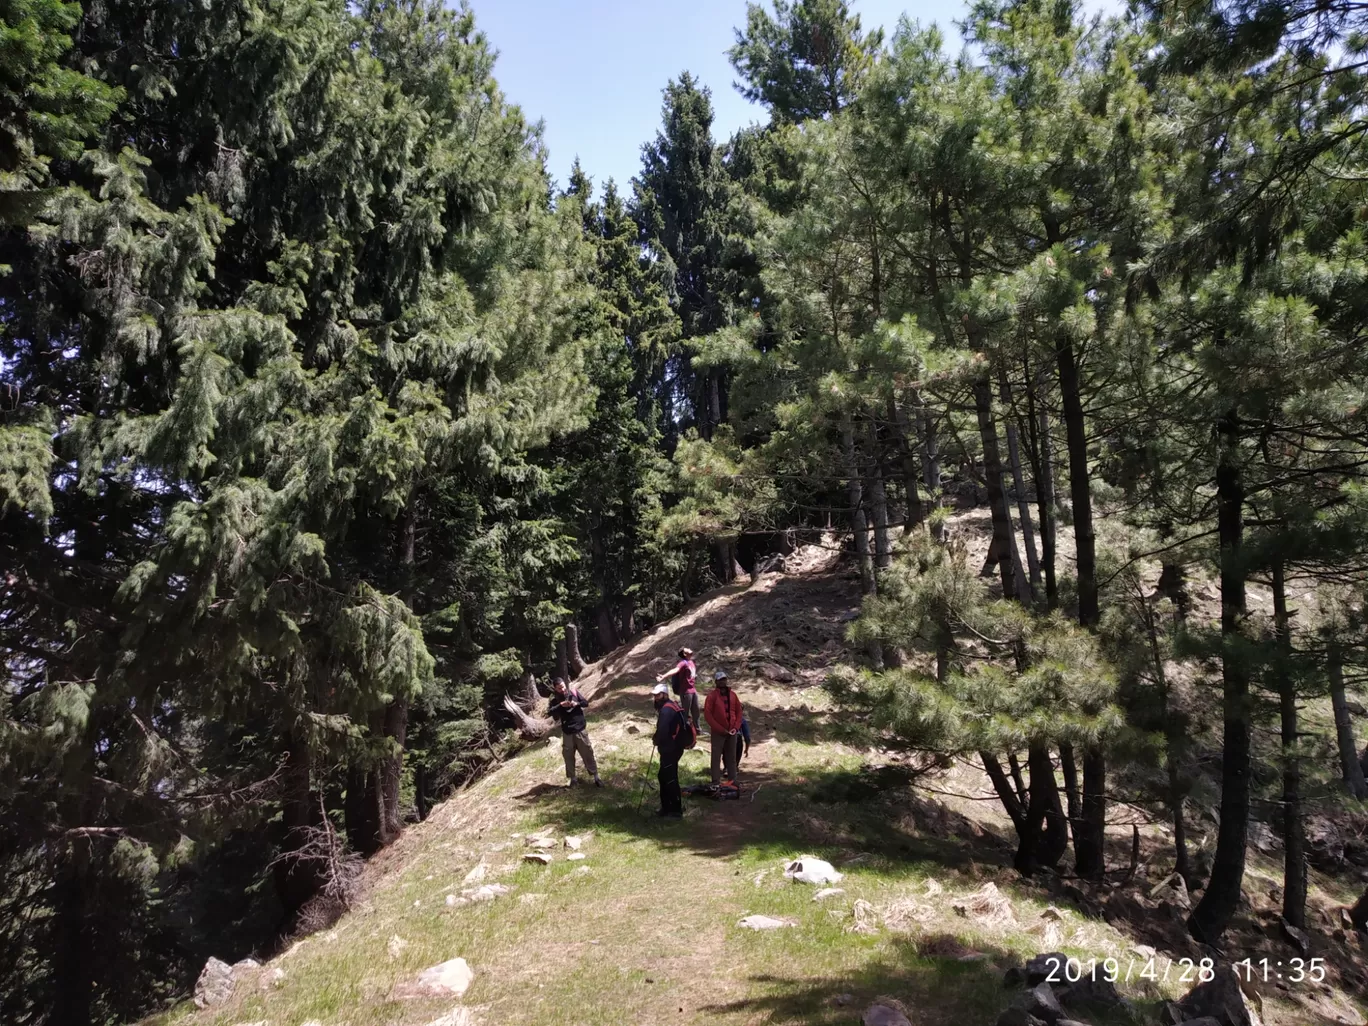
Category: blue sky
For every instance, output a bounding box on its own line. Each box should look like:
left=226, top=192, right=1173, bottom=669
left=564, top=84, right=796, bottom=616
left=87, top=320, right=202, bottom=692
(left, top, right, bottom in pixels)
left=468, top=0, right=970, bottom=195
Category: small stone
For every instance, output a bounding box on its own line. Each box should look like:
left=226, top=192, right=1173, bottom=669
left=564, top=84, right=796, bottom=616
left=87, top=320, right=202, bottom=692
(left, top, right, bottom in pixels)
left=567, top=852, right=586, bottom=861
left=260, top=967, right=286, bottom=990
left=760, top=662, right=795, bottom=683
left=387, top=935, right=409, bottom=959
left=863, top=1004, right=911, bottom=1026
left=528, top=836, right=557, bottom=849
left=1039, top=905, right=1066, bottom=921
left=739, top=914, right=792, bottom=930
left=523, top=852, right=553, bottom=864
left=564, top=835, right=583, bottom=850
left=1131, top=944, right=1157, bottom=959
left=444, top=894, right=462, bottom=906
left=462, top=863, right=487, bottom=884
left=813, top=888, right=845, bottom=900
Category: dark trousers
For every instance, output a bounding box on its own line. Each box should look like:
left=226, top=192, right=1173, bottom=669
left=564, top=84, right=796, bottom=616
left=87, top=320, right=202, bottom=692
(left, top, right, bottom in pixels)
left=658, top=754, right=682, bottom=816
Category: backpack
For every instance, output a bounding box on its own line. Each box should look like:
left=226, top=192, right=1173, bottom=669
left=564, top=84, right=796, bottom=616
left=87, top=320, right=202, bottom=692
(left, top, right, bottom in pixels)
left=665, top=701, right=697, bottom=750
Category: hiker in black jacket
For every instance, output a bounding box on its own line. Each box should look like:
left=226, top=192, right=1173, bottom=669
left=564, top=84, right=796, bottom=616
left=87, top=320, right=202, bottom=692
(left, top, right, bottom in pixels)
left=651, top=682, right=687, bottom=817
left=549, top=677, right=601, bottom=788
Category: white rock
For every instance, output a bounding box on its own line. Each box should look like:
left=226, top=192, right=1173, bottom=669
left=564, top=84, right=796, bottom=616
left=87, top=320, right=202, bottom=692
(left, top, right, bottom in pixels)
left=465, top=884, right=512, bottom=903
left=567, top=852, right=586, bottom=861
left=813, top=887, right=846, bottom=901
left=411, top=957, right=474, bottom=998
left=784, top=856, right=843, bottom=886
left=462, top=863, right=487, bottom=884
left=564, top=835, right=583, bottom=850
left=523, top=852, right=553, bottom=865
left=258, top=966, right=286, bottom=991
left=739, top=914, right=792, bottom=930
left=864, top=1003, right=912, bottom=1026
left=387, top=935, right=409, bottom=959
left=445, top=894, right=464, bottom=907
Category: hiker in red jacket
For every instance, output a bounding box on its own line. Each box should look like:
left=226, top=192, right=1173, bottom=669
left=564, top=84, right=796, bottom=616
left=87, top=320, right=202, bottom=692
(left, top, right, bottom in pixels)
left=703, top=669, right=743, bottom=786
left=656, top=647, right=699, bottom=732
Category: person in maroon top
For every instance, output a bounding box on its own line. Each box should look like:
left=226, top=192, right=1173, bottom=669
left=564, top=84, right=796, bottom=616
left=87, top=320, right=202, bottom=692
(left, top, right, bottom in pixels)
left=656, top=647, right=699, bottom=732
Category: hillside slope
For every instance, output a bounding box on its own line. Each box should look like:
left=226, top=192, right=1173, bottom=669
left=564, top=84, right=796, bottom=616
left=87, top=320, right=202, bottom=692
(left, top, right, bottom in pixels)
left=152, top=538, right=1368, bottom=1026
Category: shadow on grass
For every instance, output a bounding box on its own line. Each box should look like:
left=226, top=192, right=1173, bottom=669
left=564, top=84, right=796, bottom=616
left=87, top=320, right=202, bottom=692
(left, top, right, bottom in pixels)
left=698, top=936, right=1012, bottom=1026
left=512, top=758, right=1013, bottom=878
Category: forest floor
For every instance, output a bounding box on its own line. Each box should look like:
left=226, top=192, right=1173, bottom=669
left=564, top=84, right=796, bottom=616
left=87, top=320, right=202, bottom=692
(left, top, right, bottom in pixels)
left=147, top=513, right=1368, bottom=1026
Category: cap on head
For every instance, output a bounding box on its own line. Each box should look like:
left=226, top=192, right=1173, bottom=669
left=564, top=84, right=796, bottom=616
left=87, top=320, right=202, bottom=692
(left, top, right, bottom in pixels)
left=714, top=669, right=729, bottom=683
left=650, top=682, right=670, bottom=697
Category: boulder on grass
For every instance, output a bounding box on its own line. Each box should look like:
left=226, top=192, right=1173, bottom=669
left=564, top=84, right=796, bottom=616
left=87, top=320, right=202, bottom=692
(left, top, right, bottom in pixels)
left=1176, top=966, right=1263, bottom=1026
left=193, top=958, right=236, bottom=1009
left=403, top=957, right=474, bottom=999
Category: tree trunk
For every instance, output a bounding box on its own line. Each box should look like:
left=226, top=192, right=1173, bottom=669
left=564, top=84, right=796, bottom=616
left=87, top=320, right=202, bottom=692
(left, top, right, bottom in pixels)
left=555, top=637, right=569, bottom=681
left=1272, top=558, right=1307, bottom=929
left=973, top=378, right=1021, bottom=605
left=999, top=370, right=1041, bottom=597
left=1077, top=747, right=1107, bottom=879
left=707, top=368, right=721, bottom=440
left=843, top=418, right=876, bottom=598
left=982, top=752, right=1026, bottom=832
left=52, top=838, right=93, bottom=1026
left=1015, top=744, right=1067, bottom=875
left=380, top=699, right=407, bottom=840
left=595, top=602, right=620, bottom=654
left=565, top=622, right=587, bottom=677
left=1055, top=335, right=1105, bottom=877
left=1329, top=643, right=1368, bottom=799
left=277, top=727, right=328, bottom=902
left=1059, top=741, right=1081, bottom=844
left=867, top=421, right=892, bottom=570
left=414, top=763, right=430, bottom=822
left=379, top=509, right=417, bottom=844
left=1024, top=361, right=1058, bottom=608
left=1189, top=422, right=1250, bottom=945
left=618, top=595, right=637, bottom=641
left=892, top=398, right=923, bottom=532
left=1008, top=752, right=1029, bottom=808
left=920, top=406, right=941, bottom=494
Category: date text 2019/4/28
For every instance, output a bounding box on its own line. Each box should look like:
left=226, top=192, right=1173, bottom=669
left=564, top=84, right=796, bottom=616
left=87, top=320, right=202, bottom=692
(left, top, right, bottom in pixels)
left=1043, top=955, right=1216, bottom=984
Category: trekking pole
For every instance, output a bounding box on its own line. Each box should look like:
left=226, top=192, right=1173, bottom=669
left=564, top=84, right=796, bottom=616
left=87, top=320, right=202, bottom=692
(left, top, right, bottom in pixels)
left=635, top=747, right=657, bottom=815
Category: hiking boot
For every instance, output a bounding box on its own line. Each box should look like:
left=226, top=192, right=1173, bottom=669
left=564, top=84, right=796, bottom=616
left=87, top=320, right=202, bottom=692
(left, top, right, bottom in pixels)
left=593, top=776, right=603, bottom=787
